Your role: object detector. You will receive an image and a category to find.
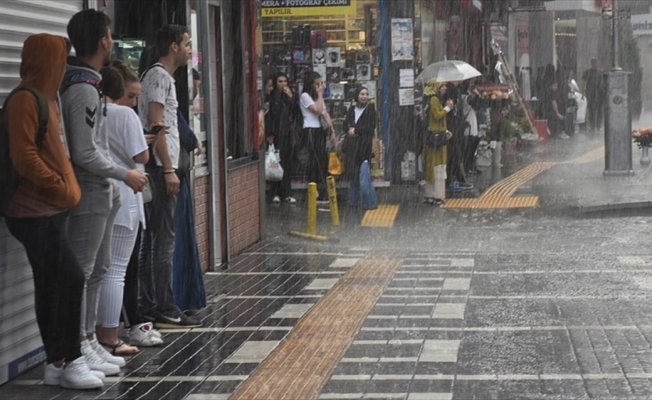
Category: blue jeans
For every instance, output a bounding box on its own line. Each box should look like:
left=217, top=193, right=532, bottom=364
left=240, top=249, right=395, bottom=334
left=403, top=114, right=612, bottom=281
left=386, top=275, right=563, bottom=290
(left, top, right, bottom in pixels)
left=139, top=166, right=178, bottom=315
left=6, top=212, right=85, bottom=363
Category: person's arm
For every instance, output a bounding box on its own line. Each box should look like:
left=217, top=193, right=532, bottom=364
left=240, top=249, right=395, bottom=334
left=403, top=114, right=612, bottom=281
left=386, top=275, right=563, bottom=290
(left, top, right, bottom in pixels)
left=125, top=110, right=149, bottom=165
left=429, top=96, right=447, bottom=120
left=307, top=94, right=324, bottom=115
left=62, top=84, right=128, bottom=181
left=7, top=94, right=78, bottom=208
left=552, top=99, right=563, bottom=119
left=322, top=109, right=336, bottom=141
left=306, top=83, right=326, bottom=115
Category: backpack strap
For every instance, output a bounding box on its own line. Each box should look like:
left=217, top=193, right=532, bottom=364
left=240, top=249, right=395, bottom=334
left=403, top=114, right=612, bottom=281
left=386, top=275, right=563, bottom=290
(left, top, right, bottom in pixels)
left=60, top=71, right=101, bottom=95
left=3, top=86, right=49, bottom=148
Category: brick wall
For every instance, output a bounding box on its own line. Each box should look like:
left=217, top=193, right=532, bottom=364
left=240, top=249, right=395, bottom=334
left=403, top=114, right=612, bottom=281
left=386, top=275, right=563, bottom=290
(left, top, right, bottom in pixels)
left=194, top=175, right=210, bottom=272
left=227, top=162, right=261, bottom=256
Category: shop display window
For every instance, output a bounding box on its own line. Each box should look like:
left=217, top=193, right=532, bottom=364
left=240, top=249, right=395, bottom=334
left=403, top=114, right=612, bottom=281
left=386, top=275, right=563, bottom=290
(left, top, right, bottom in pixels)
left=260, top=0, right=383, bottom=179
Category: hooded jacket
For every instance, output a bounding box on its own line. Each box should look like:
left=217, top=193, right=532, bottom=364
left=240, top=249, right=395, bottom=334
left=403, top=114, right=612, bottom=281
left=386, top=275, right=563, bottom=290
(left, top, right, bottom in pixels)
left=60, top=57, right=128, bottom=185
left=4, top=34, right=81, bottom=214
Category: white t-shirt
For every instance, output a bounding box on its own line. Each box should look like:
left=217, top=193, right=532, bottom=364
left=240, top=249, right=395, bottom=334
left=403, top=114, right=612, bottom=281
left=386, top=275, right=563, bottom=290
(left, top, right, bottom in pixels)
left=106, top=103, right=148, bottom=230
left=300, top=92, right=321, bottom=128
left=138, top=63, right=180, bottom=168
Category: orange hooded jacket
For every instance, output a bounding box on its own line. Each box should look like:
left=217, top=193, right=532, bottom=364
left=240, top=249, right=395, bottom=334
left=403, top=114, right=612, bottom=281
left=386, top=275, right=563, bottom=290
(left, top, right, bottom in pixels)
left=3, top=34, right=81, bottom=212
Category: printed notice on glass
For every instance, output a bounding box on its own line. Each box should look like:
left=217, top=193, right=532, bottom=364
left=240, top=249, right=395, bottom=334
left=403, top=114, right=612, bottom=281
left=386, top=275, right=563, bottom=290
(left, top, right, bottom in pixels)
left=399, top=69, right=414, bottom=87
left=391, top=18, right=414, bottom=61
left=399, top=88, right=414, bottom=106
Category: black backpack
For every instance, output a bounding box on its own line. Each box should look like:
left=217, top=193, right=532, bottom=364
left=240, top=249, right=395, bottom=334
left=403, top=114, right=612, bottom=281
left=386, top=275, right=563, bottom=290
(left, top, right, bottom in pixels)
left=0, top=86, right=49, bottom=216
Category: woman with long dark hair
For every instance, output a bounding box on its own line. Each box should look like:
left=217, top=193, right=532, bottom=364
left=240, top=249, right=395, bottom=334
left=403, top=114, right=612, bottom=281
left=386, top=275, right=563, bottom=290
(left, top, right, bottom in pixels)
left=266, top=72, right=297, bottom=203
left=342, top=87, right=376, bottom=207
left=299, top=72, right=334, bottom=200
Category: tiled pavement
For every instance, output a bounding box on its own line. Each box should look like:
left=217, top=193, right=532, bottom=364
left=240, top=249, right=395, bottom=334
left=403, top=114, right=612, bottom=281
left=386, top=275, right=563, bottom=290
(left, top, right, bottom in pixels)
left=4, top=242, right=652, bottom=399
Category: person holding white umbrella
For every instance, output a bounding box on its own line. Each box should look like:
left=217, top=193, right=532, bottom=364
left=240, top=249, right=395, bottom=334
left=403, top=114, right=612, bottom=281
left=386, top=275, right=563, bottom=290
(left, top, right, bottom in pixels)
left=423, top=80, right=453, bottom=206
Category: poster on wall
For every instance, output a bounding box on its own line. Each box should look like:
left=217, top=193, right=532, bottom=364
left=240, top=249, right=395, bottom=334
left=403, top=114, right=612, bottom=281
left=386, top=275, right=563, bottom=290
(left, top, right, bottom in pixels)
left=314, top=64, right=326, bottom=80
left=313, top=48, right=326, bottom=65
left=357, top=64, right=371, bottom=81
left=326, top=47, right=341, bottom=67
left=399, top=69, right=414, bottom=88
left=399, top=88, right=414, bottom=106
left=364, top=81, right=376, bottom=99
left=391, top=18, right=414, bottom=61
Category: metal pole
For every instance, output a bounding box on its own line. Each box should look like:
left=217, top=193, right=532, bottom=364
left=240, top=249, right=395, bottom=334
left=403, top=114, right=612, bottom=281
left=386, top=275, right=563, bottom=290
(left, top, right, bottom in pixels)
left=612, top=0, right=620, bottom=70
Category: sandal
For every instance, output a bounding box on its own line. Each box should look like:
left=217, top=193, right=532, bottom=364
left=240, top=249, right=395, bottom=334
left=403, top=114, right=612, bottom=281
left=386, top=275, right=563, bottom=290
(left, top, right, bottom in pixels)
left=100, top=340, right=139, bottom=356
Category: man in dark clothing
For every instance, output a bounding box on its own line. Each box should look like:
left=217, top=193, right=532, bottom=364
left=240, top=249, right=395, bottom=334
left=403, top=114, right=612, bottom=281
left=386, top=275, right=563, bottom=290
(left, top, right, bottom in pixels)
left=581, top=58, right=604, bottom=134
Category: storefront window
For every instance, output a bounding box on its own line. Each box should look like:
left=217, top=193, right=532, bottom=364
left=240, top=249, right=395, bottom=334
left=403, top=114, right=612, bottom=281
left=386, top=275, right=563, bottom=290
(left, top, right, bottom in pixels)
left=259, top=0, right=384, bottom=180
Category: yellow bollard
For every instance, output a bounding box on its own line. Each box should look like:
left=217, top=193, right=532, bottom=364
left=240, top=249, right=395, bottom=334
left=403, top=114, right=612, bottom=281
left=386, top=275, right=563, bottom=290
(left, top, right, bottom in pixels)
left=307, top=182, right=317, bottom=235
left=327, top=176, right=340, bottom=227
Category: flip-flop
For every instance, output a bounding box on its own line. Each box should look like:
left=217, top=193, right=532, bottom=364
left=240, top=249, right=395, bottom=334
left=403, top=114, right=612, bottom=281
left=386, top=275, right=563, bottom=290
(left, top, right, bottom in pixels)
left=100, top=340, right=139, bottom=356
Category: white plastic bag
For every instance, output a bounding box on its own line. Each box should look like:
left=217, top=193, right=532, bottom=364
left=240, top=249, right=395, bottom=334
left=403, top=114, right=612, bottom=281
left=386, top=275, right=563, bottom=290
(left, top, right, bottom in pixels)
left=265, top=144, right=284, bottom=181
left=575, top=92, right=587, bottom=124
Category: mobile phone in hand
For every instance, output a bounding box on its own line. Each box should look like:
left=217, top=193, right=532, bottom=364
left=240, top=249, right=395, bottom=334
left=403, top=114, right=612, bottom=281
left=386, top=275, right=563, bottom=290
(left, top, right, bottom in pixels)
left=148, top=125, right=164, bottom=135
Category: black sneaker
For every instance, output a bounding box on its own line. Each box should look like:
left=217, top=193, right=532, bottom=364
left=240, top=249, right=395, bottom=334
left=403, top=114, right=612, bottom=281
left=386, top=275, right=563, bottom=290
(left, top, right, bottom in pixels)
left=153, top=310, right=202, bottom=329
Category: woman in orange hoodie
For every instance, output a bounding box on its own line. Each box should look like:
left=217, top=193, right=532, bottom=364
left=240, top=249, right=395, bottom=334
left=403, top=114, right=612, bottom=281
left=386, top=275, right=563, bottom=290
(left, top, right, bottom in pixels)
left=3, top=34, right=103, bottom=390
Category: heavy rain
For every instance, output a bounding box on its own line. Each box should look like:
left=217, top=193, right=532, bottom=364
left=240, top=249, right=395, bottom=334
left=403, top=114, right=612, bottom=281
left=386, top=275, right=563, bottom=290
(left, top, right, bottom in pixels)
left=2, top=0, right=652, bottom=399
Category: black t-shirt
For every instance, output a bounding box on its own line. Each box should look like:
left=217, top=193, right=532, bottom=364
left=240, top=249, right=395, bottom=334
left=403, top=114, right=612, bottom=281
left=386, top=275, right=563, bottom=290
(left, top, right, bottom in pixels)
left=582, top=67, right=603, bottom=98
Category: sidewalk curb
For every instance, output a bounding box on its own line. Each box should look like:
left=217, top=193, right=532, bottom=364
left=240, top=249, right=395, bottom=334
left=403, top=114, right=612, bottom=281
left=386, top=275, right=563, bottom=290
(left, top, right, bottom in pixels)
left=573, top=201, right=652, bottom=217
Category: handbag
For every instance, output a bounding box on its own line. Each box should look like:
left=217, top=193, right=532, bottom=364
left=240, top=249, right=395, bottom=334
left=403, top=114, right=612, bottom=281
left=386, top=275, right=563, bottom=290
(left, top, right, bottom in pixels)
left=425, top=130, right=448, bottom=149
left=328, top=151, right=344, bottom=175
left=141, top=173, right=154, bottom=203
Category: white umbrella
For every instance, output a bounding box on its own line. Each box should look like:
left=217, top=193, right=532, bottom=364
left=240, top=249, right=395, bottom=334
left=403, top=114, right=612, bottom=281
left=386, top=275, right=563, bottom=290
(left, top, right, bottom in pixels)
left=415, top=60, right=481, bottom=85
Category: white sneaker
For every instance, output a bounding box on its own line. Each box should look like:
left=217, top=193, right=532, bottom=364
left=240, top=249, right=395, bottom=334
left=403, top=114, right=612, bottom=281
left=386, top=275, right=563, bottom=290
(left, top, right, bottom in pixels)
left=272, top=196, right=281, bottom=203
left=141, top=322, right=162, bottom=339
left=560, top=133, right=570, bottom=140
left=80, top=339, right=121, bottom=376
left=44, top=362, right=105, bottom=386
left=60, top=357, right=104, bottom=390
left=129, top=323, right=164, bottom=347
left=285, top=197, right=297, bottom=204
left=89, top=338, right=126, bottom=367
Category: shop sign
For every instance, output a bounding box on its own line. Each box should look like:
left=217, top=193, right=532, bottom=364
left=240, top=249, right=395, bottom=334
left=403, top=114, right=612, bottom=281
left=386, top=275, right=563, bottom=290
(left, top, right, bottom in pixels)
left=261, top=0, right=356, bottom=17
left=631, top=14, right=652, bottom=36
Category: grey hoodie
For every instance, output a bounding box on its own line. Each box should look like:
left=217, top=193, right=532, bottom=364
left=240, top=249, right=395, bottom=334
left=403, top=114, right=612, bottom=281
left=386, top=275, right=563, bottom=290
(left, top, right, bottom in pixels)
left=60, top=57, right=127, bottom=184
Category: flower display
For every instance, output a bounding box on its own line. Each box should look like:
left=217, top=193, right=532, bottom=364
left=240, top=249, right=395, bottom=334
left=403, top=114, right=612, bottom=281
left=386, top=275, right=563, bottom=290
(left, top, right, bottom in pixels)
left=632, top=128, right=652, bottom=148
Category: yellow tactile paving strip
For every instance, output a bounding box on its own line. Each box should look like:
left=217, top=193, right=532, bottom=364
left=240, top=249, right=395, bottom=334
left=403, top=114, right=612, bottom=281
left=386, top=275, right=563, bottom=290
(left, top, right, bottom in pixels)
left=361, top=204, right=400, bottom=227
left=445, top=146, right=605, bottom=209
left=229, top=257, right=403, bottom=400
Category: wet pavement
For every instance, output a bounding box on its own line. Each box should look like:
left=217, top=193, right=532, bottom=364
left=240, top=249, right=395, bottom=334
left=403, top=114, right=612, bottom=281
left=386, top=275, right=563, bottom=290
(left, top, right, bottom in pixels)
left=4, top=128, right=652, bottom=399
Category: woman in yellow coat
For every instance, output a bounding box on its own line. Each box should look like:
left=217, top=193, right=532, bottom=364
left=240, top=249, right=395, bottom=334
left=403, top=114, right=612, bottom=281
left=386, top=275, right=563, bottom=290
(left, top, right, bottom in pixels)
left=424, top=80, right=454, bottom=206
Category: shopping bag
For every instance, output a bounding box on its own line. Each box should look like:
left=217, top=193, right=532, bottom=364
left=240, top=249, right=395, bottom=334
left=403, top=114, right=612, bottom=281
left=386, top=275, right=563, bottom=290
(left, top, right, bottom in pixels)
left=265, top=145, right=284, bottom=181
left=575, top=92, right=587, bottom=124
left=359, top=160, right=377, bottom=210
left=328, top=151, right=344, bottom=175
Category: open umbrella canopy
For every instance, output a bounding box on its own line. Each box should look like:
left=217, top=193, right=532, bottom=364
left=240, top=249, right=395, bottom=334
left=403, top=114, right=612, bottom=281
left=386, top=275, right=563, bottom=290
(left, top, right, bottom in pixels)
left=416, top=60, right=481, bottom=85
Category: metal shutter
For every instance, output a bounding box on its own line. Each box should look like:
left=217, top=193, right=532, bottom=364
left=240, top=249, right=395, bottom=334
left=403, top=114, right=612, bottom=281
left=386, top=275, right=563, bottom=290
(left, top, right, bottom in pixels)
left=0, top=0, right=82, bottom=384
